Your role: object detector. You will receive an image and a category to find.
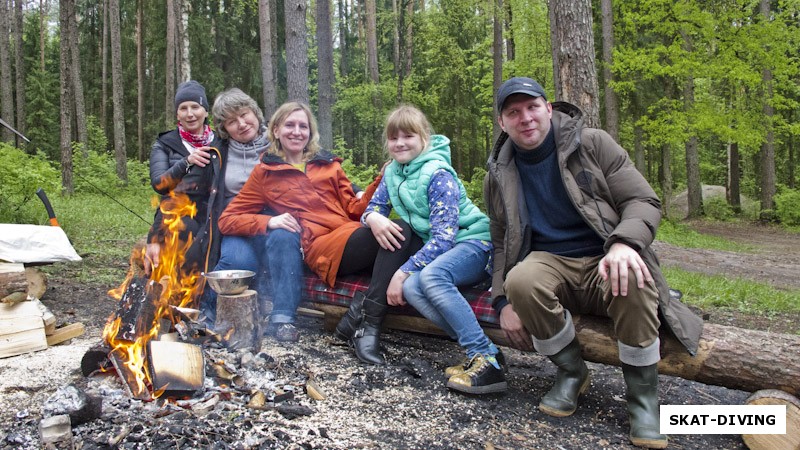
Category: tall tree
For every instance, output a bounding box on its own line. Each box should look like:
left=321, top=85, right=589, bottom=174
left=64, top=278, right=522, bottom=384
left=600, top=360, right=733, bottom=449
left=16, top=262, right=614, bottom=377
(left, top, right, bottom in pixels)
left=13, top=0, right=25, bottom=146
left=59, top=0, right=73, bottom=192
left=403, top=0, right=414, bottom=76
left=65, top=0, right=88, bottom=151
left=109, top=0, right=127, bottom=181
left=758, top=0, right=776, bottom=213
left=316, top=0, right=335, bottom=148
left=492, top=0, right=503, bottom=140
left=284, top=0, right=309, bottom=103
left=600, top=0, right=618, bottom=140
left=137, top=0, right=145, bottom=161
left=547, top=0, right=600, bottom=127
left=0, top=0, right=14, bottom=143
left=365, top=0, right=379, bottom=83
left=101, top=0, right=108, bottom=135
left=259, top=0, right=277, bottom=117
left=683, top=32, right=701, bottom=218
left=727, top=142, right=741, bottom=213
left=338, top=0, right=349, bottom=77
left=178, top=0, right=190, bottom=82
left=165, top=0, right=177, bottom=128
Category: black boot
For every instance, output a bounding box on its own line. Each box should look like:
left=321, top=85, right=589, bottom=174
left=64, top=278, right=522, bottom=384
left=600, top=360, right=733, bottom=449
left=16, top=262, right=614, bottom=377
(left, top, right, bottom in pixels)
left=335, top=291, right=365, bottom=341
left=539, top=338, right=590, bottom=417
left=351, top=296, right=387, bottom=365
left=622, top=363, right=668, bottom=449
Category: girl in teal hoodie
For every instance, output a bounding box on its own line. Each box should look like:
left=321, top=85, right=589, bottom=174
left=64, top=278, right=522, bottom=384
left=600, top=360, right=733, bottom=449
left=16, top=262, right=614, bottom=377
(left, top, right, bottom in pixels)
left=360, top=105, right=506, bottom=394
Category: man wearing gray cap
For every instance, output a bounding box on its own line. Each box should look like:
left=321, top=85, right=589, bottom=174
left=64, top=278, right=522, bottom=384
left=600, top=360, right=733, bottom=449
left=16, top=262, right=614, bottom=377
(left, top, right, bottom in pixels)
left=483, top=77, right=703, bottom=448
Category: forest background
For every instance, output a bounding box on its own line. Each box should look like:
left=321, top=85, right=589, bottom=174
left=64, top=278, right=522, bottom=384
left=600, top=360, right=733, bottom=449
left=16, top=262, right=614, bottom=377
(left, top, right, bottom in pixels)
left=1, top=0, right=800, bottom=228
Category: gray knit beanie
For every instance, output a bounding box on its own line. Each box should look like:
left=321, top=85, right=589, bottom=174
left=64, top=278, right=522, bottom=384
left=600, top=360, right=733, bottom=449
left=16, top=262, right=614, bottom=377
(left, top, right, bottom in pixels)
left=174, top=80, right=210, bottom=112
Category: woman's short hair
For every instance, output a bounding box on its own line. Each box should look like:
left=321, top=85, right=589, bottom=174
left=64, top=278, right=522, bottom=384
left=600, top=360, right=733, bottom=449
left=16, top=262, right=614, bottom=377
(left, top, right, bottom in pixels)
left=383, top=105, right=433, bottom=153
left=266, top=102, right=321, bottom=161
left=211, top=88, right=265, bottom=140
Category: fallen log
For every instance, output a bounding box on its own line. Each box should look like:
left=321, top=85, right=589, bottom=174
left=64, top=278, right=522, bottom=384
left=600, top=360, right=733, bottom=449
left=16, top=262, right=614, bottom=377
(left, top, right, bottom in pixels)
left=0, top=263, right=28, bottom=299
left=312, top=303, right=800, bottom=396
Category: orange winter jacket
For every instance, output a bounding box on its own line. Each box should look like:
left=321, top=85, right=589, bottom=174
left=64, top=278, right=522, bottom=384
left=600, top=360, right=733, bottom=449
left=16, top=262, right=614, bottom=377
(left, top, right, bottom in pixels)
left=218, top=150, right=380, bottom=287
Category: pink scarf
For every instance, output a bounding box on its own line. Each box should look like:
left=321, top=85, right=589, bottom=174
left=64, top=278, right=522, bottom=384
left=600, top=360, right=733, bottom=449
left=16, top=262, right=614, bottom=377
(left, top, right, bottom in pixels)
left=178, top=123, right=213, bottom=148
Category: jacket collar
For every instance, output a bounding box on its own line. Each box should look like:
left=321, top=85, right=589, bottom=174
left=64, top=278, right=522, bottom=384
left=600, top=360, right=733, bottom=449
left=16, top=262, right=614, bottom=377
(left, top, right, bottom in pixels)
left=260, top=148, right=340, bottom=166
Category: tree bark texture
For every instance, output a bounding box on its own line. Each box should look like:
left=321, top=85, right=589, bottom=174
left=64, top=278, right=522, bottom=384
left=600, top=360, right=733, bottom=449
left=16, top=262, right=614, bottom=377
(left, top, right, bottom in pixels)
left=0, top=0, right=14, bottom=143
left=683, top=33, right=701, bottom=218
left=391, top=0, right=400, bottom=76
left=215, top=290, right=261, bottom=351
left=137, top=0, right=145, bottom=161
left=727, top=142, right=742, bottom=212
left=13, top=0, right=25, bottom=146
left=258, top=0, right=277, bottom=119
left=109, top=0, right=127, bottom=181
left=600, top=0, right=618, bottom=141
left=59, top=0, right=74, bottom=193
left=316, top=0, right=335, bottom=149
left=101, top=0, right=108, bottom=135
left=403, top=0, right=414, bottom=77
left=758, top=0, right=775, bottom=212
left=548, top=0, right=600, bottom=128
left=179, top=0, right=191, bottom=82
left=337, top=0, right=349, bottom=77
left=165, top=0, right=176, bottom=128
left=65, top=0, right=88, bottom=151
left=284, top=0, right=309, bottom=103
left=492, top=0, right=503, bottom=142
left=365, top=0, right=379, bottom=83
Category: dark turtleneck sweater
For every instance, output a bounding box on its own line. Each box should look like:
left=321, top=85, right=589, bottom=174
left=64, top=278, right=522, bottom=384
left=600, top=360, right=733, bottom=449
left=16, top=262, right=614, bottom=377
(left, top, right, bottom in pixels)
left=513, top=127, right=605, bottom=258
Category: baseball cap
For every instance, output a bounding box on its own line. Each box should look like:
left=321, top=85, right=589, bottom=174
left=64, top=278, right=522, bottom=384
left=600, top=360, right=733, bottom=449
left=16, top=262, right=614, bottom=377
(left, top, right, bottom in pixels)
left=496, top=77, right=547, bottom=112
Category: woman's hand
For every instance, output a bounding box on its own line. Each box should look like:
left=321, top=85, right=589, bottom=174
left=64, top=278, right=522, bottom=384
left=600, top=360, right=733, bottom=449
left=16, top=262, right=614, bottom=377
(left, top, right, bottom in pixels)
left=187, top=147, right=213, bottom=167
left=386, top=270, right=409, bottom=306
left=267, top=213, right=302, bottom=233
left=143, top=243, right=160, bottom=275
left=365, top=213, right=405, bottom=251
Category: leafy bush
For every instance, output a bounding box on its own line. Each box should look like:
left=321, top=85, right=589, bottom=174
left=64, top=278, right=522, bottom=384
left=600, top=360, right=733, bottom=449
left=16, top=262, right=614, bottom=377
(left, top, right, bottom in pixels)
left=462, top=166, right=487, bottom=213
left=703, top=196, right=735, bottom=221
left=0, top=143, right=60, bottom=224
left=775, top=188, right=800, bottom=226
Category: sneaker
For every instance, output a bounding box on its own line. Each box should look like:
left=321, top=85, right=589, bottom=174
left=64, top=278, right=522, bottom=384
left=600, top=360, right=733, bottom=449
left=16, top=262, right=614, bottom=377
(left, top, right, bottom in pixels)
left=446, top=354, right=508, bottom=394
left=266, top=323, right=300, bottom=343
left=445, top=349, right=506, bottom=377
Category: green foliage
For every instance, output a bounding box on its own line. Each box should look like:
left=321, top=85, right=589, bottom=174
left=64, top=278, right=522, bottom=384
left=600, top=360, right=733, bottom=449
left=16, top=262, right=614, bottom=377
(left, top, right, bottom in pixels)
left=0, top=143, right=61, bottom=224
left=656, top=220, right=746, bottom=251
left=774, top=188, right=800, bottom=226
left=663, top=266, right=800, bottom=317
left=462, top=167, right=487, bottom=213
left=24, top=67, right=59, bottom=159
left=703, top=197, right=736, bottom=221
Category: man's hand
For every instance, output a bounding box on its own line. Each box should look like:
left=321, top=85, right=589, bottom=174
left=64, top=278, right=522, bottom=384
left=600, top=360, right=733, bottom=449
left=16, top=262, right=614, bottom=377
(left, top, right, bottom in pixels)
left=499, top=304, right=533, bottom=351
left=144, top=243, right=160, bottom=276
left=598, top=242, right=653, bottom=297
left=267, top=213, right=302, bottom=233
left=366, top=213, right=405, bottom=251
left=386, top=270, right=409, bottom=306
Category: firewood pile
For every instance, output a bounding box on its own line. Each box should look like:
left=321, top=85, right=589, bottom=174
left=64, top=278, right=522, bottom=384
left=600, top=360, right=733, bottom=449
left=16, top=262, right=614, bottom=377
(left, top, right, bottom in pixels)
left=0, top=263, right=85, bottom=359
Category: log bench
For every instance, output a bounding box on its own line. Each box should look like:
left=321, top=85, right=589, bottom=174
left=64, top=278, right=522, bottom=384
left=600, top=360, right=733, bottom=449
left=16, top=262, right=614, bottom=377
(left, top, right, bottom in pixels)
left=300, top=272, right=799, bottom=450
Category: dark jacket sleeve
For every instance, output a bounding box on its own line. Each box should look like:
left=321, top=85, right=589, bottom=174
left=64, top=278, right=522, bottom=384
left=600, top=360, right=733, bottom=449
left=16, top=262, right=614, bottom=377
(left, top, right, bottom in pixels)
left=150, top=138, right=190, bottom=194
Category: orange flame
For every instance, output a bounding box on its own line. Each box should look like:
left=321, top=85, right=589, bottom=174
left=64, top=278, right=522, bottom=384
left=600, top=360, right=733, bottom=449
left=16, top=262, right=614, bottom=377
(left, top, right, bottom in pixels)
left=103, top=189, right=206, bottom=398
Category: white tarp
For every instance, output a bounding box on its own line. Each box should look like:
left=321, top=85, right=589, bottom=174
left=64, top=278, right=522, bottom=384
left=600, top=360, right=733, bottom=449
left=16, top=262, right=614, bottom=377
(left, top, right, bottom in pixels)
left=0, top=224, right=82, bottom=263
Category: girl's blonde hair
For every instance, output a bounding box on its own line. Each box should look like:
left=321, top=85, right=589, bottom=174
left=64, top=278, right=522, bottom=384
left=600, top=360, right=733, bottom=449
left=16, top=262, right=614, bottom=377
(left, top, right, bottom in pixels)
left=383, top=105, right=433, bottom=154
left=266, top=101, right=321, bottom=161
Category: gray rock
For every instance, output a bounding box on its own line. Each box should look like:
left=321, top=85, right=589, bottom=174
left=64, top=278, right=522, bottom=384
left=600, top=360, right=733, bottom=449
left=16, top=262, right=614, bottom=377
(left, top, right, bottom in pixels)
left=41, top=384, right=102, bottom=425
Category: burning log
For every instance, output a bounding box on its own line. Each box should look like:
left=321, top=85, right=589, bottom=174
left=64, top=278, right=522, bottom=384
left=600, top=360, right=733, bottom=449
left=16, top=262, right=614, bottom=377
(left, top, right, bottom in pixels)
left=215, top=289, right=261, bottom=351
left=148, top=340, right=205, bottom=396
left=114, top=277, right=162, bottom=342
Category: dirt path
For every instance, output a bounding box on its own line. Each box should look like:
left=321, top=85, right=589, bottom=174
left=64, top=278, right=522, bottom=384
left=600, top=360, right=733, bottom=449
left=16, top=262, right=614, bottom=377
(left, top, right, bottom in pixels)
left=654, top=220, right=800, bottom=290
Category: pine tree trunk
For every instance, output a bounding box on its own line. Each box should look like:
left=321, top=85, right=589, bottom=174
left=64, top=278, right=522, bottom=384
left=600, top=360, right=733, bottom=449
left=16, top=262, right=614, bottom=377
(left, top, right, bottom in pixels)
left=548, top=0, right=600, bottom=128
left=109, top=0, right=127, bottom=182
left=165, top=0, right=176, bottom=128
left=179, top=0, right=190, bottom=82
left=365, top=0, right=379, bottom=83
left=404, top=0, right=413, bottom=77
left=634, top=124, right=646, bottom=176
left=391, top=0, right=400, bottom=76
left=758, top=0, right=775, bottom=214
left=0, top=0, right=15, bottom=143
left=39, top=0, right=46, bottom=72
left=727, top=142, right=742, bottom=213
left=13, top=0, right=25, bottom=147
left=284, top=0, right=309, bottom=103
left=337, top=0, right=349, bottom=77
left=59, top=0, right=74, bottom=193
left=600, top=0, right=618, bottom=141
left=65, top=0, right=88, bottom=152
left=492, top=0, right=503, bottom=142
left=101, top=0, right=108, bottom=138
left=137, top=0, right=145, bottom=162
left=316, top=0, right=335, bottom=149
left=258, top=0, right=277, bottom=118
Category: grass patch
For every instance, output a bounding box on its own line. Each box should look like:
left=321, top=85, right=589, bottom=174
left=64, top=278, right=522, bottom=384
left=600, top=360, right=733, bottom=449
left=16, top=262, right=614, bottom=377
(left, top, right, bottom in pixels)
left=656, top=220, right=748, bottom=251
left=663, top=266, right=800, bottom=314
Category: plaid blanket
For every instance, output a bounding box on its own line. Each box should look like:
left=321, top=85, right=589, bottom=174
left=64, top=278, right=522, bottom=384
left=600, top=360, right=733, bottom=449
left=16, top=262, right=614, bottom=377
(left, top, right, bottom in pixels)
left=302, top=271, right=500, bottom=327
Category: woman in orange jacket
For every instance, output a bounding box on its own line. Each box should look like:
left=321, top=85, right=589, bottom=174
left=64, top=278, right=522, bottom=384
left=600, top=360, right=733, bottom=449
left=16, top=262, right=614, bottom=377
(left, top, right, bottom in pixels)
left=218, top=102, right=420, bottom=344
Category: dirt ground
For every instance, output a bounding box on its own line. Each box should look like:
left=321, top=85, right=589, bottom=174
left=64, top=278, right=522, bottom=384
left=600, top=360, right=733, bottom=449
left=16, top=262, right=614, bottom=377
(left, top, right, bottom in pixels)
left=1, top=220, right=798, bottom=449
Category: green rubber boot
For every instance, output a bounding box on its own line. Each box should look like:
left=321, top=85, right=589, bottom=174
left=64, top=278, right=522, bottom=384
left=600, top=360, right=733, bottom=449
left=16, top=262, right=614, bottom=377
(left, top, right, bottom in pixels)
left=622, top=363, right=668, bottom=449
left=538, top=338, right=590, bottom=417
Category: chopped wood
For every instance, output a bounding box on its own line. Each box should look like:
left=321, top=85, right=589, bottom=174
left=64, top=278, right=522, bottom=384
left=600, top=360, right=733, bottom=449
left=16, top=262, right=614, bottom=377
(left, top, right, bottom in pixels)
left=1, top=291, right=28, bottom=304
left=305, top=380, right=326, bottom=401
left=742, top=389, right=800, bottom=450
left=38, top=414, right=72, bottom=445
left=148, top=340, right=204, bottom=396
left=313, top=303, right=800, bottom=396
left=0, top=263, right=27, bottom=298
left=108, top=351, right=151, bottom=401
left=0, top=301, right=47, bottom=358
left=46, top=323, right=85, bottom=346
left=113, top=277, right=162, bottom=342
left=25, top=267, right=47, bottom=300
left=215, top=289, right=261, bottom=351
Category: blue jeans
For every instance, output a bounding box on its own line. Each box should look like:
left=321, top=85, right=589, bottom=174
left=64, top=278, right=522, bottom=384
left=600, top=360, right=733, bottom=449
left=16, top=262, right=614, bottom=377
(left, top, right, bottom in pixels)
left=201, top=230, right=303, bottom=325
left=402, top=241, right=497, bottom=358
